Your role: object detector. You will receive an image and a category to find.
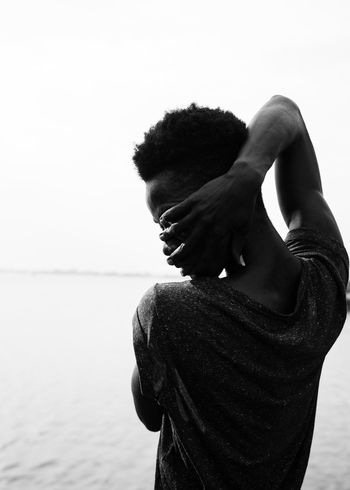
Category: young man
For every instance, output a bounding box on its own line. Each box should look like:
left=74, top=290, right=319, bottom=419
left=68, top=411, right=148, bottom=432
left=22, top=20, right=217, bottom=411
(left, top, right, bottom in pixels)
left=131, top=96, right=348, bottom=489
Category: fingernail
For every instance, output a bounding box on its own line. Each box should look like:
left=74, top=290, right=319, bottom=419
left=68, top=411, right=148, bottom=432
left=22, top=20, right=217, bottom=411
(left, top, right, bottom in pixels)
left=167, top=258, right=174, bottom=265
left=159, top=215, right=168, bottom=226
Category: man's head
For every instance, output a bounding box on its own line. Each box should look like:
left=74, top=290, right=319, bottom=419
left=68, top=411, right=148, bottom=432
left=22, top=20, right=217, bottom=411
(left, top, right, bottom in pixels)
left=133, top=103, right=248, bottom=224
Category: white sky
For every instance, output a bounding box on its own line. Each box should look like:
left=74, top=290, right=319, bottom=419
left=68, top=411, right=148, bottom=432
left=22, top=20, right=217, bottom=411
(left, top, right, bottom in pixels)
left=0, top=0, right=349, bottom=275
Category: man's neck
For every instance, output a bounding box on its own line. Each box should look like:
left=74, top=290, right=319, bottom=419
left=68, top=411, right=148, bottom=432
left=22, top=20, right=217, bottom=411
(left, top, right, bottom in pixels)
left=223, top=210, right=302, bottom=314
left=225, top=210, right=300, bottom=294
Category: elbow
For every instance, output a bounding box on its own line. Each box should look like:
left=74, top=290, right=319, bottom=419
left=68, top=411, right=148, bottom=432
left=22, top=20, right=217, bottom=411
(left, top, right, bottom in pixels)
left=140, top=408, right=163, bottom=432
left=131, top=365, right=163, bottom=432
left=135, top=407, right=163, bottom=433
left=144, top=419, right=162, bottom=432
left=135, top=409, right=163, bottom=432
left=270, top=94, right=300, bottom=114
left=268, top=95, right=303, bottom=138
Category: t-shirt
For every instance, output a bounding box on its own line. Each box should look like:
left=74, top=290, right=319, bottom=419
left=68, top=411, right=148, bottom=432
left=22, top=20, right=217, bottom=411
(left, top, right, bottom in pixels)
left=132, top=228, right=349, bottom=490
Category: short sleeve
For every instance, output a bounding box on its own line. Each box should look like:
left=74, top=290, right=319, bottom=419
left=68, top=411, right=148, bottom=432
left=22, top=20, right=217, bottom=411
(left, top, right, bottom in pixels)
left=132, top=285, right=166, bottom=401
left=285, top=227, right=349, bottom=287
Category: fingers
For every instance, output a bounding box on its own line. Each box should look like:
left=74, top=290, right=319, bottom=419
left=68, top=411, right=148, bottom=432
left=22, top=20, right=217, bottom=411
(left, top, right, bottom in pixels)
left=181, top=241, right=225, bottom=278
left=167, top=231, right=226, bottom=279
left=159, top=223, right=184, bottom=242
left=162, top=225, right=248, bottom=279
left=167, top=225, right=204, bottom=266
left=178, top=251, right=201, bottom=276
left=160, top=199, right=194, bottom=226
left=162, top=238, right=200, bottom=277
left=162, top=241, right=180, bottom=257
left=159, top=211, right=197, bottom=242
left=168, top=243, right=186, bottom=261
left=179, top=247, right=203, bottom=277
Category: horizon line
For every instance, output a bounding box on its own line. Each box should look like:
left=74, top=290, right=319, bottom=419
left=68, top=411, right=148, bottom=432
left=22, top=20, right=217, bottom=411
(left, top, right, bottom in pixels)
left=0, top=268, right=349, bottom=291
left=0, top=268, right=178, bottom=279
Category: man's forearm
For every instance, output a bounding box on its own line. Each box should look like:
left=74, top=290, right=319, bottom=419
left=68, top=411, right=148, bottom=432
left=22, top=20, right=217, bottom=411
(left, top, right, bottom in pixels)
left=226, top=95, right=325, bottom=231
left=228, top=95, right=302, bottom=187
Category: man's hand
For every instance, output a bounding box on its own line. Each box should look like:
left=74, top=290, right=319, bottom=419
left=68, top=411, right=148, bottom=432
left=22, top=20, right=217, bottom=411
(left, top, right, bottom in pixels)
left=159, top=94, right=343, bottom=278
left=159, top=162, right=262, bottom=277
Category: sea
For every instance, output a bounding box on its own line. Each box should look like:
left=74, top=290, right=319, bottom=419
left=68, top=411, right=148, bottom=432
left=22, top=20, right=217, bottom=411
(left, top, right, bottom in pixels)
left=0, top=273, right=349, bottom=490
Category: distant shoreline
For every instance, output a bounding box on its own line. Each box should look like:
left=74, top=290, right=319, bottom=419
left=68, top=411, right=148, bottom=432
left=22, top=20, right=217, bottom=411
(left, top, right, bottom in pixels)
left=1, top=268, right=350, bottom=309
left=0, top=268, right=178, bottom=279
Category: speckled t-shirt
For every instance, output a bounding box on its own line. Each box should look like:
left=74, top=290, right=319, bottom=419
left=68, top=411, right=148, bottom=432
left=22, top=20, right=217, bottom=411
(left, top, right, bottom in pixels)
left=133, top=228, right=348, bottom=490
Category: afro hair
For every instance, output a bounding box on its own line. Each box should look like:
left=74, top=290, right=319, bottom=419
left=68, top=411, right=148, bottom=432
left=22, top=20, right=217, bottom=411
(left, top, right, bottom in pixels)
left=132, top=103, right=248, bottom=183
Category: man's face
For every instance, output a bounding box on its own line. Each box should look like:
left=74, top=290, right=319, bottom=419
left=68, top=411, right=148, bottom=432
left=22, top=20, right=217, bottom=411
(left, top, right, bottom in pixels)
left=146, top=170, right=194, bottom=225
left=145, top=170, right=197, bottom=268
left=145, top=170, right=231, bottom=278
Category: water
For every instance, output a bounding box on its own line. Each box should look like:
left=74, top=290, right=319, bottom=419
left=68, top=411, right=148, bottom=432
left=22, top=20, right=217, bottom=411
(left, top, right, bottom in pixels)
left=0, top=274, right=349, bottom=490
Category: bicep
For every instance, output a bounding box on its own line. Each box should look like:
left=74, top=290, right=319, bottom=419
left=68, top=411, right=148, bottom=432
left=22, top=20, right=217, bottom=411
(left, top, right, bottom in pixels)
left=275, top=113, right=343, bottom=243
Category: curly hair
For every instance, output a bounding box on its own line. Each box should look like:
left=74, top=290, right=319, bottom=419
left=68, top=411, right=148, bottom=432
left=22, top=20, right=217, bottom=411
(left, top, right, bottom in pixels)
left=132, top=103, right=248, bottom=183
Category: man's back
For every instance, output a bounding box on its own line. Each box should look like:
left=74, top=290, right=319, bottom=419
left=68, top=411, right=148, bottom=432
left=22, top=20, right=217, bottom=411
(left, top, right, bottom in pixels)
left=133, top=228, right=348, bottom=489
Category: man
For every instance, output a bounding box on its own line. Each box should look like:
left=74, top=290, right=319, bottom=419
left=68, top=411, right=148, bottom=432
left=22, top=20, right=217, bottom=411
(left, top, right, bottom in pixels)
left=131, top=96, right=348, bottom=489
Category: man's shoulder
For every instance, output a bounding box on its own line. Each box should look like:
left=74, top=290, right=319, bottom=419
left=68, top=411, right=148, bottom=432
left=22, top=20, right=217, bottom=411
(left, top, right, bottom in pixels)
left=134, top=280, right=195, bottom=340
left=155, top=279, right=193, bottom=295
left=137, top=278, right=212, bottom=321
left=285, top=226, right=349, bottom=287
left=138, top=280, right=192, bottom=309
left=136, top=284, right=158, bottom=323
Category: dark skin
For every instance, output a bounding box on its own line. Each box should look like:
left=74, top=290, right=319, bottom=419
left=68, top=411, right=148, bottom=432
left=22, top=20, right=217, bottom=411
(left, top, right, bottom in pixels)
left=132, top=95, right=343, bottom=431
left=160, top=95, right=342, bottom=272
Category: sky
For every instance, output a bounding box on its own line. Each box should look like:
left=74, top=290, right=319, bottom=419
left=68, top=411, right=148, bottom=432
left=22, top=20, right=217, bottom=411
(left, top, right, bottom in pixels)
left=0, top=0, right=349, bottom=275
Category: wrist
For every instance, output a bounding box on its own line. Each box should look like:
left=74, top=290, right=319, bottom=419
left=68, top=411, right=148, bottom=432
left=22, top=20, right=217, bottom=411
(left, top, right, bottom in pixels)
left=226, top=159, right=264, bottom=194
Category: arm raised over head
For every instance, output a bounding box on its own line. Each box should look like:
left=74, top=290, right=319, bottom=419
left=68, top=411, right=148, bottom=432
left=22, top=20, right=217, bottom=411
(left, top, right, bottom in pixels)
left=160, top=95, right=343, bottom=275
left=232, top=95, right=342, bottom=241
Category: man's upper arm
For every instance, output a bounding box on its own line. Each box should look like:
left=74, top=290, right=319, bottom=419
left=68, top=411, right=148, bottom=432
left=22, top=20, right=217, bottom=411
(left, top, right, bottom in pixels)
left=274, top=98, right=343, bottom=243
left=132, top=285, right=165, bottom=431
